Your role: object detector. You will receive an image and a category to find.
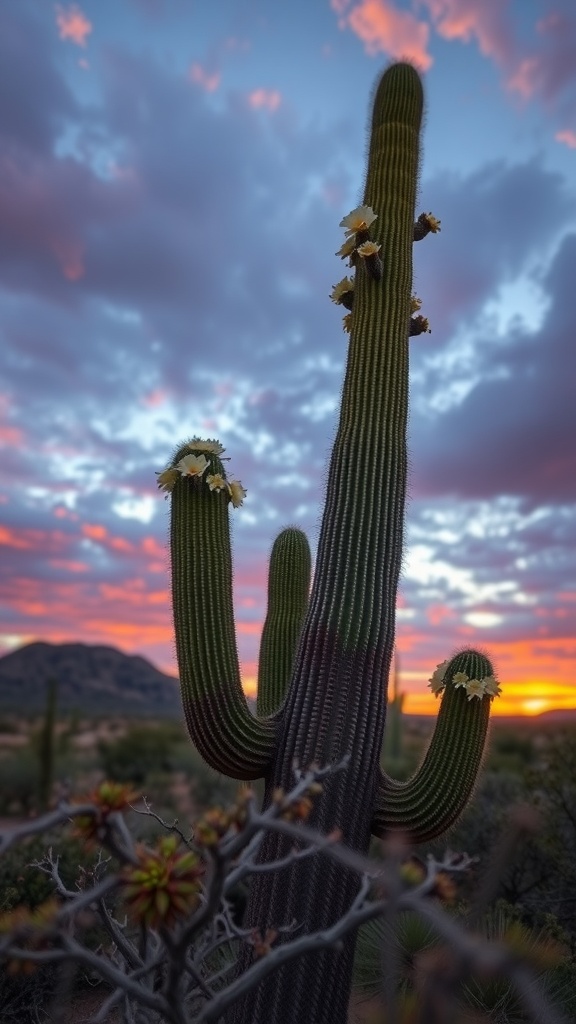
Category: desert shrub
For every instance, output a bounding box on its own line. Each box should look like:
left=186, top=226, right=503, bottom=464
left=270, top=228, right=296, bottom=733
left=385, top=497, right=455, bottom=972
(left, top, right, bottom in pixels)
left=1, top=773, right=572, bottom=1024
left=487, top=730, right=535, bottom=772
left=98, top=722, right=184, bottom=783
left=0, top=717, right=21, bottom=735
left=0, top=961, right=57, bottom=1024
left=0, top=832, right=90, bottom=912
left=0, top=752, right=39, bottom=815
left=98, top=721, right=240, bottom=815
left=353, top=903, right=575, bottom=1023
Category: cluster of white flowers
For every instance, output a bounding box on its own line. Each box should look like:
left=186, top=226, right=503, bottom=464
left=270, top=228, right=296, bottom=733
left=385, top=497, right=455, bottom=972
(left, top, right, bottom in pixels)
left=156, top=439, right=247, bottom=508
left=428, top=660, right=502, bottom=701
left=331, top=206, right=435, bottom=335
left=331, top=205, right=382, bottom=331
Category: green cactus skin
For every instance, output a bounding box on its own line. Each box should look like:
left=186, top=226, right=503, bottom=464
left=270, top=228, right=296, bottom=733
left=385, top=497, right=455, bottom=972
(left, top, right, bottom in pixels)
left=38, top=676, right=58, bottom=810
left=256, top=528, right=311, bottom=718
left=373, top=651, right=493, bottom=843
left=170, top=442, right=276, bottom=779
left=167, top=63, right=496, bottom=1024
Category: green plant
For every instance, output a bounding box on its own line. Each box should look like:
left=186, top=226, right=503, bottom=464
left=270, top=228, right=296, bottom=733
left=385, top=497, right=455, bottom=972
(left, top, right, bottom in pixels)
left=0, top=753, right=40, bottom=816
left=353, top=905, right=575, bottom=1024
left=38, top=676, right=58, bottom=810
left=159, top=62, right=501, bottom=1024
left=1, top=775, right=569, bottom=1024
left=98, top=722, right=184, bottom=784
left=381, top=650, right=405, bottom=769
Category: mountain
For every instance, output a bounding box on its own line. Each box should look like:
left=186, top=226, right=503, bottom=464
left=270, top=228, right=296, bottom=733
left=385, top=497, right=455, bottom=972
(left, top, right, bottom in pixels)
left=0, top=641, right=182, bottom=717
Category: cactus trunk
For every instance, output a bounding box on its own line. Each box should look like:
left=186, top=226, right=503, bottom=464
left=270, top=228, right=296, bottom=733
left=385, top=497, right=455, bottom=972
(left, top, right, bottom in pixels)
left=164, top=60, right=500, bottom=1024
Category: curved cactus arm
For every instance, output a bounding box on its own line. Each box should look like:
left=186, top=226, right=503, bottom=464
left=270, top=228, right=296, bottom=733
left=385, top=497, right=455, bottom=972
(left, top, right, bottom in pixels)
left=164, top=439, right=276, bottom=781
left=372, top=650, right=499, bottom=843
left=256, top=527, right=311, bottom=718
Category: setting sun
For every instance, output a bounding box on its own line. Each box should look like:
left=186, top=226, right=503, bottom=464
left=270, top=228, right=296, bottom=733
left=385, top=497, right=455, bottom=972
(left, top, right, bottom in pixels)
left=521, top=698, right=551, bottom=715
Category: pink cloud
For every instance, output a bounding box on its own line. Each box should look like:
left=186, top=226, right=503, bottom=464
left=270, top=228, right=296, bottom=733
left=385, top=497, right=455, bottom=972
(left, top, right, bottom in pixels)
left=248, top=89, right=282, bottom=112
left=419, top=0, right=513, bottom=62
left=507, top=55, right=540, bottom=98
left=55, top=4, right=93, bottom=48
left=107, top=162, right=139, bottom=184
left=188, top=63, right=220, bottom=93
left=419, top=0, right=576, bottom=106
left=0, top=395, right=24, bottom=448
left=0, top=525, right=33, bottom=550
left=555, top=128, right=576, bottom=149
left=332, top=0, right=432, bottom=70
left=0, top=155, right=91, bottom=281
left=0, top=425, right=24, bottom=446
left=48, top=558, right=89, bottom=573
left=507, top=11, right=576, bottom=104
left=50, top=236, right=85, bottom=281
left=141, top=388, right=167, bottom=408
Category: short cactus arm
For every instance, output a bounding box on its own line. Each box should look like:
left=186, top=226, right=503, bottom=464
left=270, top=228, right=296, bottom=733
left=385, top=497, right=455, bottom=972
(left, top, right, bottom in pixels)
left=167, top=441, right=276, bottom=780
left=372, top=651, right=497, bottom=843
left=256, top=528, right=311, bottom=718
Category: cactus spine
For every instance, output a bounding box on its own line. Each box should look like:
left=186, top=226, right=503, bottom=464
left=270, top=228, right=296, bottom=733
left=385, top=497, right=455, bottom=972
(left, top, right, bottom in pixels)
left=163, top=62, right=500, bottom=1024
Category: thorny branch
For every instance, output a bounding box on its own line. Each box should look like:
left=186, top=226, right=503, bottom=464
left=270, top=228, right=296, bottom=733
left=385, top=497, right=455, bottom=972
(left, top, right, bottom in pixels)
left=0, top=764, right=571, bottom=1024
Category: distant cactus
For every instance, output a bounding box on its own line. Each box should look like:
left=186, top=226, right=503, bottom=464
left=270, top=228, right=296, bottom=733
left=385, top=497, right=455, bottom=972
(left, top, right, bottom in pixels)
left=37, top=676, right=58, bottom=810
left=382, top=649, right=404, bottom=765
left=159, top=62, right=501, bottom=1024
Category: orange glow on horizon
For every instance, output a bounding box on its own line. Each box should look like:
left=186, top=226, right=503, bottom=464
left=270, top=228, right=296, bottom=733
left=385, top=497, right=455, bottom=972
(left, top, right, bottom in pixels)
left=1, top=551, right=575, bottom=718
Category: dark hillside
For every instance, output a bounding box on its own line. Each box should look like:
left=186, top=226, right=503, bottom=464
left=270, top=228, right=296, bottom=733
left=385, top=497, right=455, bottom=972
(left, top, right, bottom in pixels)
left=0, top=641, right=181, bottom=717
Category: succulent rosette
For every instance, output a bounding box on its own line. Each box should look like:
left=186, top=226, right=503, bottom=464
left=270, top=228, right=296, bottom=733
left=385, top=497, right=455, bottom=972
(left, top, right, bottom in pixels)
left=121, top=835, right=203, bottom=929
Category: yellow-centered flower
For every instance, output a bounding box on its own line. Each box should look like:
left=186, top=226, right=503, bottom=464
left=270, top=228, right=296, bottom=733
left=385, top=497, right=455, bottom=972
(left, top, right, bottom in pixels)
left=228, top=480, right=247, bottom=507
left=428, top=660, right=448, bottom=695
left=207, top=473, right=227, bottom=492
left=156, top=468, right=179, bottom=493
left=356, top=240, right=381, bottom=257
left=452, top=672, right=469, bottom=688
left=176, top=453, right=210, bottom=478
left=187, top=438, right=226, bottom=456
left=464, top=678, right=487, bottom=701
left=335, top=236, right=357, bottom=260
left=339, top=205, right=377, bottom=237
left=330, top=276, right=355, bottom=304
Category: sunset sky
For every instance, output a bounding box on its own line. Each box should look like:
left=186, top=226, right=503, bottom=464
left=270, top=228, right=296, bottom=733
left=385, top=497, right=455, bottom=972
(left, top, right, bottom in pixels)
left=1, top=0, right=576, bottom=716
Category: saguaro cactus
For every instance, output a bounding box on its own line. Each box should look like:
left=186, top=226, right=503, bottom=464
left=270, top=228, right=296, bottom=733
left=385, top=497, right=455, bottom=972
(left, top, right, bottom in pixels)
left=159, top=62, right=501, bottom=1024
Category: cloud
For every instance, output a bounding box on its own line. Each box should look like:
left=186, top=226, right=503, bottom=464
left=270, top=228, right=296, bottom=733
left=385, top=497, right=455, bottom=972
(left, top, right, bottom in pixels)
left=418, top=0, right=514, bottom=64
left=332, top=0, right=432, bottom=69
left=419, top=0, right=576, bottom=111
left=0, top=6, right=78, bottom=154
left=410, top=231, right=576, bottom=504
left=516, top=6, right=576, bottom=103
left=411, top=158, right=571, bottom=340
left=248, top=89, right=282, bottom=112
left=55, top=4, right=93, bottom=48
left=1, top=5, right=575, bottom=714
left=188, top=63, right=220, bottom=93
left=555, top=128, right=576, bottom=149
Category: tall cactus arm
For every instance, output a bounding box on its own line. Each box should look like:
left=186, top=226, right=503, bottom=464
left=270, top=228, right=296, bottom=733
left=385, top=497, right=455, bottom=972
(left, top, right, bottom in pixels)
left=256, top=527, right=311, bottom=718
left=228, top=63, right=427, bottom=1024
left=165, top=440, right=276, bottom=780
left=372, top=650, right=498, bottom=843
